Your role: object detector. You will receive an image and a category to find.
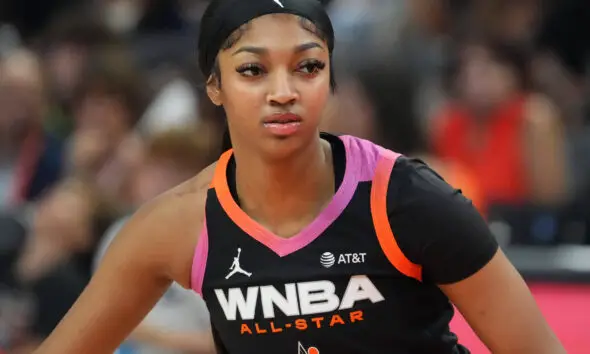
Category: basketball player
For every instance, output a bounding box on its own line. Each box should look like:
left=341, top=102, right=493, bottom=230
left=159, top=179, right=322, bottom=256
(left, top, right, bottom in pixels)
left=34, top=0, right=565, bottom=353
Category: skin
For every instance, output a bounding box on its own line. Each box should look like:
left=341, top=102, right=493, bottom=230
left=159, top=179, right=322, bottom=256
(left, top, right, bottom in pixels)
left=34, top=14, right=565, bottom=354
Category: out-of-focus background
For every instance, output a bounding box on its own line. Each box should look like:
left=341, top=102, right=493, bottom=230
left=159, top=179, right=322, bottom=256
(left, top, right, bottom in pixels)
left=0, top=0, right=589, bottom=353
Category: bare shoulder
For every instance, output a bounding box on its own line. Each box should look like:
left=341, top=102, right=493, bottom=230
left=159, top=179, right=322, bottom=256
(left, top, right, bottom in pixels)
left=116, top=162, right=218, bottom=288
left=32, top=163, right=219, bottom=354
left=133, top=161, right=216, bottom=225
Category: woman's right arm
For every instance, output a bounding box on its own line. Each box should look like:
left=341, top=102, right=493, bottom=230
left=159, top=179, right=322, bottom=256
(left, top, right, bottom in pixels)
left=34, top=182, right=206, bottom=354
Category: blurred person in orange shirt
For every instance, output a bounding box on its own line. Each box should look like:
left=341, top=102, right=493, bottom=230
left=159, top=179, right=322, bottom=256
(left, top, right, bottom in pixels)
left=431, top=38, right=567, bottom=209
left=321, top=65, right=485, bottom=214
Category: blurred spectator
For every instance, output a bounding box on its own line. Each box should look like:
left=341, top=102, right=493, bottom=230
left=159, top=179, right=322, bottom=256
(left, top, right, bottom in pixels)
left=535, top=0, right=590, bottom=82
left=0, top=0, right=78, bottom=41
left=12, top=175, right=114, bottom=350
left=41, top=11, right=119, bottom=139
left=68, top=45, right=147, bottom=180
left=321, top=66, right=484, bottom=213
left=0, top=24, right=22, bottom=59
left=94, top=126, right=217, bottom=354
left=128, top=125, right=217, bottom=206
left=431, top=38, right=567, bottom=209
left=97, top=0, right=187, bottom=36
left=369, top=0, right=452, bottom=130
left=533, top=0, right=590, bottom=201
left=0, top=215, right=26, bottom=286
left=0, top=49, right=64, bottom=208
left=468, top=0, right=542, bottom=45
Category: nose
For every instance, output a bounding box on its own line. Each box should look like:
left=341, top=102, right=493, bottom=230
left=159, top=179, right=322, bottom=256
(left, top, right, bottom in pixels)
left=267, top=69, right=298, bottom=106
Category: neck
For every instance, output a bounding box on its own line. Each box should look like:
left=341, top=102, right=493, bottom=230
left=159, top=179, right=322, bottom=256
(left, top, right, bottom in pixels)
left=233, top=136, right=335, bottom=238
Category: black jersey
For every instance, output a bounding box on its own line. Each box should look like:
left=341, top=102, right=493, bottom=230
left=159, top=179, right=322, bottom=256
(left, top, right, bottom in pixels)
left=190, top=133, right=498, bottom=354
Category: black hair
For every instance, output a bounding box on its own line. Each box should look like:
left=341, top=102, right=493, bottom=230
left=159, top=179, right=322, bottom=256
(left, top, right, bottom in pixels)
left=197, top=0, right=336, bottom=153
left=221, top=128, right=233, bottom=152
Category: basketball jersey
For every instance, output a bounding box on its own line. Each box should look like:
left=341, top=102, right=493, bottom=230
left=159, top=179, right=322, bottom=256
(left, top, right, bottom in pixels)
left=191, top=133, right=497, bottom=353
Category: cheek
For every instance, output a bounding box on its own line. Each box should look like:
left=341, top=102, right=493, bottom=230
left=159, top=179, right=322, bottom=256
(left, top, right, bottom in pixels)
left=221, top=80, right=265, bottom=126
left=302, top=82, right=330, bottom=121
left=224, top=79, right=264, bottom=105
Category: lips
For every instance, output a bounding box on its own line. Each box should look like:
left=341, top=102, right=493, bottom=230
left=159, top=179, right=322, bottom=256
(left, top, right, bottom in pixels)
left=262, top=113, right=302, bottom=137
left=263, top=113, right=302, bottom=124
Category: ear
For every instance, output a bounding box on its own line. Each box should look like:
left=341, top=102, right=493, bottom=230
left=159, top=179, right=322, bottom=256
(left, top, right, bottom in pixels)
left=206, top=75, right=223, bottom=106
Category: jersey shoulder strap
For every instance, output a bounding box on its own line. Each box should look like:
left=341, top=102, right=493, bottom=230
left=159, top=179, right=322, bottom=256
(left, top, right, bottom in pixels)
left=370, top=149, right=423, bottom=282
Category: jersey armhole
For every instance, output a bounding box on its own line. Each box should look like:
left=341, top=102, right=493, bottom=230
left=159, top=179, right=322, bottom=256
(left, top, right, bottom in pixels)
left=190, top=215, right=209, bottom=296
left=370, top=153, right=423, bottom=282
left=190, top=182, right=215, bottom=296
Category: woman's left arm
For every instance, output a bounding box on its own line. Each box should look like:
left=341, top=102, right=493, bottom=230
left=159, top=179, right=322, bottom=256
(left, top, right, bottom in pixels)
left=391, top=162, right=566, bottom=354
left=439, top=249, right=564, bottom=354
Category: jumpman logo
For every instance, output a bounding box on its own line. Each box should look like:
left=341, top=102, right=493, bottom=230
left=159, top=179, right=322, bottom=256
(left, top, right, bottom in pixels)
left=225, top=248, right=252, bottom=280
left=273, top=0, right=284, bottom=8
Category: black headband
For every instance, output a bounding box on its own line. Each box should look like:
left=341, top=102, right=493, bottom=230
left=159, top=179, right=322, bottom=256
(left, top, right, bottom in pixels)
left=198, top=0, right=335, bottom=78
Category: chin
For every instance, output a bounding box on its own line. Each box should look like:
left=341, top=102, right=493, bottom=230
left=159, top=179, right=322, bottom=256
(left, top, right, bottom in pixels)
left=259, top=134, right=316, bottom=161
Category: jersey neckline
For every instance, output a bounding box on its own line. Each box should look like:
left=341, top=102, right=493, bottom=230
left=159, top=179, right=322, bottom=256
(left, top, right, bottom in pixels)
left=211, top=134, right=359, bottom=257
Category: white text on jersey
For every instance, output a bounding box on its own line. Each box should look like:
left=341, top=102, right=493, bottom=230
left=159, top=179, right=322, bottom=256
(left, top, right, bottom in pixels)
left=338, top=253, right=366, bottom=264
left=214, top=275, right=384, bottom=321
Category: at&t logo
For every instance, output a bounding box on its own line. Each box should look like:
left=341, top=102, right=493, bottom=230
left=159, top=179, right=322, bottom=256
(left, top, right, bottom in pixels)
left=320, top=252, right=367, bottom=268
left=320, top=252, right=335, bottom=268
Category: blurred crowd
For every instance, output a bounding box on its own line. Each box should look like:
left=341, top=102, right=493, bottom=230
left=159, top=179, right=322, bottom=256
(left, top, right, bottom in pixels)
left=0, top=0, right=589, bottom=353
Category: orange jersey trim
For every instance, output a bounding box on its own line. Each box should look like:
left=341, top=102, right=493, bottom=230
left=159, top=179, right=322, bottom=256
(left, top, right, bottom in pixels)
left=370, top=155, right=422, bottom=282
left=211, top=149, right=278, bottom=245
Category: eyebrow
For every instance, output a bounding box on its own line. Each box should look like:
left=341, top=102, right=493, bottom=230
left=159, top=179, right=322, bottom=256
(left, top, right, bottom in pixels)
left=232, top=42, right=324, bottom=56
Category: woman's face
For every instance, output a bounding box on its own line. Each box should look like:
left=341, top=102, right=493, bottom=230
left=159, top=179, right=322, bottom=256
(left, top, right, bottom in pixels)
left=210, top=14, right=331, bottom=158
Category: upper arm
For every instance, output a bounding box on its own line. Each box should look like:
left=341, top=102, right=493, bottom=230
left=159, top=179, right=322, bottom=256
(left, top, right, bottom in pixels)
left=92, top=217, right=129, bottom=272
left=387, top=160, right=565, bottom=353
left=440, top=250, right=565, bottom=354
left=387, top=159, right=497, bottom=284
left=34, top=185, right=207, bottom=354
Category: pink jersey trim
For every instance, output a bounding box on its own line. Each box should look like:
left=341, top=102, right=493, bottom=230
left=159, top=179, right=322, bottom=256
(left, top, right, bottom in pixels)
left=339, top=135, right=393, bottom=182
left=211, top=135, right=361, bottom=257
left=190, top=216, right=209, bottom=295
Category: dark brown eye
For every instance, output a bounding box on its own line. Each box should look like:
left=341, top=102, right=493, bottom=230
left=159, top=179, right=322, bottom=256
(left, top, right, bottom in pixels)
left=297, top=60, right=326, bottom=76
left=236, top=64, right=265, bottom=77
